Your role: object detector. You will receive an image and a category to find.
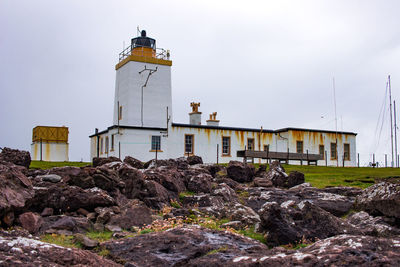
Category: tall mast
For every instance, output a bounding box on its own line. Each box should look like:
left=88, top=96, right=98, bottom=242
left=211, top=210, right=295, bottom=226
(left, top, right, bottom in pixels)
left=389, top=75, right=394, bottom=167
left=395, top=100, right=398, bottom=167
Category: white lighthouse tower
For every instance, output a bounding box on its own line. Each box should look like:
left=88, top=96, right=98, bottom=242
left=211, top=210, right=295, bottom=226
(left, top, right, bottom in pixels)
left=113, top=30, right=172, bottom=128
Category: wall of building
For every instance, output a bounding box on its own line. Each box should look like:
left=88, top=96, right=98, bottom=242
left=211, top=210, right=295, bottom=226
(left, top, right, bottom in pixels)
left=90, top=125, right=357, bottom=166
left=113, top=61, right=172, bottom=128
left=31, top=142, right=69, bottom=161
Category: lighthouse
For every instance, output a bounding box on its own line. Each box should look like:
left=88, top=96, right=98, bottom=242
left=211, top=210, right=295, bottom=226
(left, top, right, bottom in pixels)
left=113, top=30, right=172, bottom=128
left=90, top=31, right=357, bottom=166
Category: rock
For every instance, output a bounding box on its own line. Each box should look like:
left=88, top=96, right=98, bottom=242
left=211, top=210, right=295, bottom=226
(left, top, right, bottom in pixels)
left=215, top=177, right=239, bottom=190
left=77, top=208, right=89, bottom=216
left=0, top=147, right=31, bottom=168
left=322, top=186, right=363, bottom=197
left=286, top=171, right=305, bottom=188
left=355, top=182, right=400, bottom=219
left=246, top=186, right=355, bottom=217
left=93, top=165, right=124, bottom=192
left=108, top=204, right=153, bottom=229
left=258, top=201, right=360, bottom=247
left=144, top=167, right=186, bottom=193
left=228, top=203, right=260, bottom=227
left=253, top=177, right=273, bottom=187
left=118, top=164, right=146, bottom=199
left=123, top=156, right=144, bottom=169
left=41, top=208, right=54, bottom=217
left=93, top=222, right=104, bottom=232
left=347, top=211, right=400, bottom=237
left=37, top=174, right=62, bottom=183
left=74, top=233, right=99, bottom=249
left=227, top=161, right=255, bottom=183
left=265, top=161, right=289, bottom=187
left=211, top=183, right=238, bottom=203
left=182, top=194, right=226, bottom=218
left=18, top=212, right=42, bottom=234
left=92, top=156, right=121, bottom=167
left=145, top=157, right=189, bottom=170
left=2, top=211, right=14, bottom=226
left=51, top=216, right=76, bottom=231
left=220, top=221, right=242, bottom=230
left=53, top=166, right=96, bottom=189
left=187, top=173, right=212, bottom=193
left=187, top=155, right=203, bottom=165
left=103, top=226, right=267, bottom=266
left=0, top=234, right=120, bottom=266
left=105, top=224, right=122, bottom=232
left=0, top=160, right=34, bottom=224
left=31, top=185, right=116, bottom=213
left=95, top=207, right=114, bottom=224
left=142, top=180, right=175, bottom=209
left=229, top=234, right=400, bottom=266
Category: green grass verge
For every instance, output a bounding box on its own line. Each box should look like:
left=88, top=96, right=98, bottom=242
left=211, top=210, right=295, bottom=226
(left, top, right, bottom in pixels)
left=40, top=234, right=82, bottom=249
left=30, top=160, right=91, bottom=169
left=248, top=163, right=400, bottom=189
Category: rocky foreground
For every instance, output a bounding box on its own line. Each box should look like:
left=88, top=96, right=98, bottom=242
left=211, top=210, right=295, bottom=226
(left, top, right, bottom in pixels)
left=1, top=148, right=400, bottom=266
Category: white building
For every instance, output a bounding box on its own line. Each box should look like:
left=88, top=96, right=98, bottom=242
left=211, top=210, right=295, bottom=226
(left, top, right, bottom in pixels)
left=32, top=126, right=69, bottom=162
left=90, top=31, right=357, bottom=166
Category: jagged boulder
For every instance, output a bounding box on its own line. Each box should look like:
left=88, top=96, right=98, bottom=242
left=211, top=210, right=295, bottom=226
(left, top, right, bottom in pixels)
left=31, top=185, right=116, bottom=213
left=258, top=200, right=360, bottom=246
left=347, top=211, right=400, bottom=237
left=355, top=182, right=400, bottom=219
left=108, top=202, right=153, bottom=229
left=187, top=155, right=203, bottom=165
left=187, top=173, right=213, bottom=193
left=0, top=161, right=34, bottom=226
left=123, top=156, right=144, bottom=169
left=227, top=161, right=255, bottom=183
left=144, top=167, right=186, bottom=193
left=103, top=226, right=267, bottom=266
left=18, top=212, right=43, bottom=234
left=0, top=232, right=120, bottom=266
left=0, top=147, right=31, bottom=168
left=92, top=156, right=121, bottom=167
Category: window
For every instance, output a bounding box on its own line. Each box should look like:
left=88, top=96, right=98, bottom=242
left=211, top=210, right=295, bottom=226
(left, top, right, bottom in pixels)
left=100, top=137, right=103, bottom=154
left=331, top=142, right=337, bottom=159
left=264, top=145, right=270, bottom=152
left=296, top=141, right=303, bottom=153
left=105, top=136, right=109, bottom=154
left=344, top=143, right=350, bottom=160
left=319, top=145, right=325, bottom=159
left=151, top=136, right=161, bottom=151
left=119, top=106, right=122, bottom=120
left=111, top=134, right=115, bottom=151
left=247, top=138, right=254, bottom=150
left=185, top=134, right=194, bottom=154
left=222, top=136, right=231, bottom=155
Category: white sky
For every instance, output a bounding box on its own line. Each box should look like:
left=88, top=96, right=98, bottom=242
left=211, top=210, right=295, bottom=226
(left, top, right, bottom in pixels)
left=1, top=0, right=400, bottom=165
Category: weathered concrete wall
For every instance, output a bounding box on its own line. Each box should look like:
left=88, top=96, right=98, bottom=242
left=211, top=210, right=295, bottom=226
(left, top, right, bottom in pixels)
left=31, top=142, right=69, bottom=162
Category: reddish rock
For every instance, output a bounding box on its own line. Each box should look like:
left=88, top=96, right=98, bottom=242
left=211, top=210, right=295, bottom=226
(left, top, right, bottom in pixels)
left=187, top=155, right=203, bottom=165
left=0, top=161, right=34, bottom=223
left=41, top=207, right=54, bottom=217
left=227, top=161, right=255, bottom=183
left=0, top=234, right=120, bottom=266
left=144, top=167, right=186, bottom=193
left=108, top=203, right=153, bottom=229
left=92, top=156, right=121, bottom=167
left=2, top=211, right=15, bottom=226
left=187, top=173, right=212, bottom=193
left=19, top=212, right=42, bottom=234
left=123, top=156, right=144, bottom=169
left=0, top=147, right=31, bottom=168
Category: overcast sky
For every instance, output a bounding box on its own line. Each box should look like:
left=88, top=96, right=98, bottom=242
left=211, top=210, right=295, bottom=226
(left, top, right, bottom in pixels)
left=1, top=0, right=400, bottom=165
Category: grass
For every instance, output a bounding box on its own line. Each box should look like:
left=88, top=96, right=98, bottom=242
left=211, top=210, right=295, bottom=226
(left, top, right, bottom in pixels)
left=40, top=234, right=82, bottom=249
left=249, top=163, right=400, bottom=189
left=178, top=191, right=195, bottom=202
left=30, top=160, right=91, bottom=169
left=238, top=226, right=266, bottom=244
left=86, top=230, right=113, bottom=242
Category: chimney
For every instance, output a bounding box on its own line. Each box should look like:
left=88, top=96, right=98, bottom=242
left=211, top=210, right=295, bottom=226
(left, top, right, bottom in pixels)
left=189, top=102, right=201, bottom=125
left=206, top=112, right=219, bottom=126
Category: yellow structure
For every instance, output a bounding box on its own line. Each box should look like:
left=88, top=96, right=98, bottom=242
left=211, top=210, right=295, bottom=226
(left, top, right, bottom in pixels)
left=31, top=126, right=69, bottom=161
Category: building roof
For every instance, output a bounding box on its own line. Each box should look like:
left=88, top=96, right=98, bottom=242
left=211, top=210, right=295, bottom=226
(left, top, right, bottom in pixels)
left=89, top=123, right=357, bottom=137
